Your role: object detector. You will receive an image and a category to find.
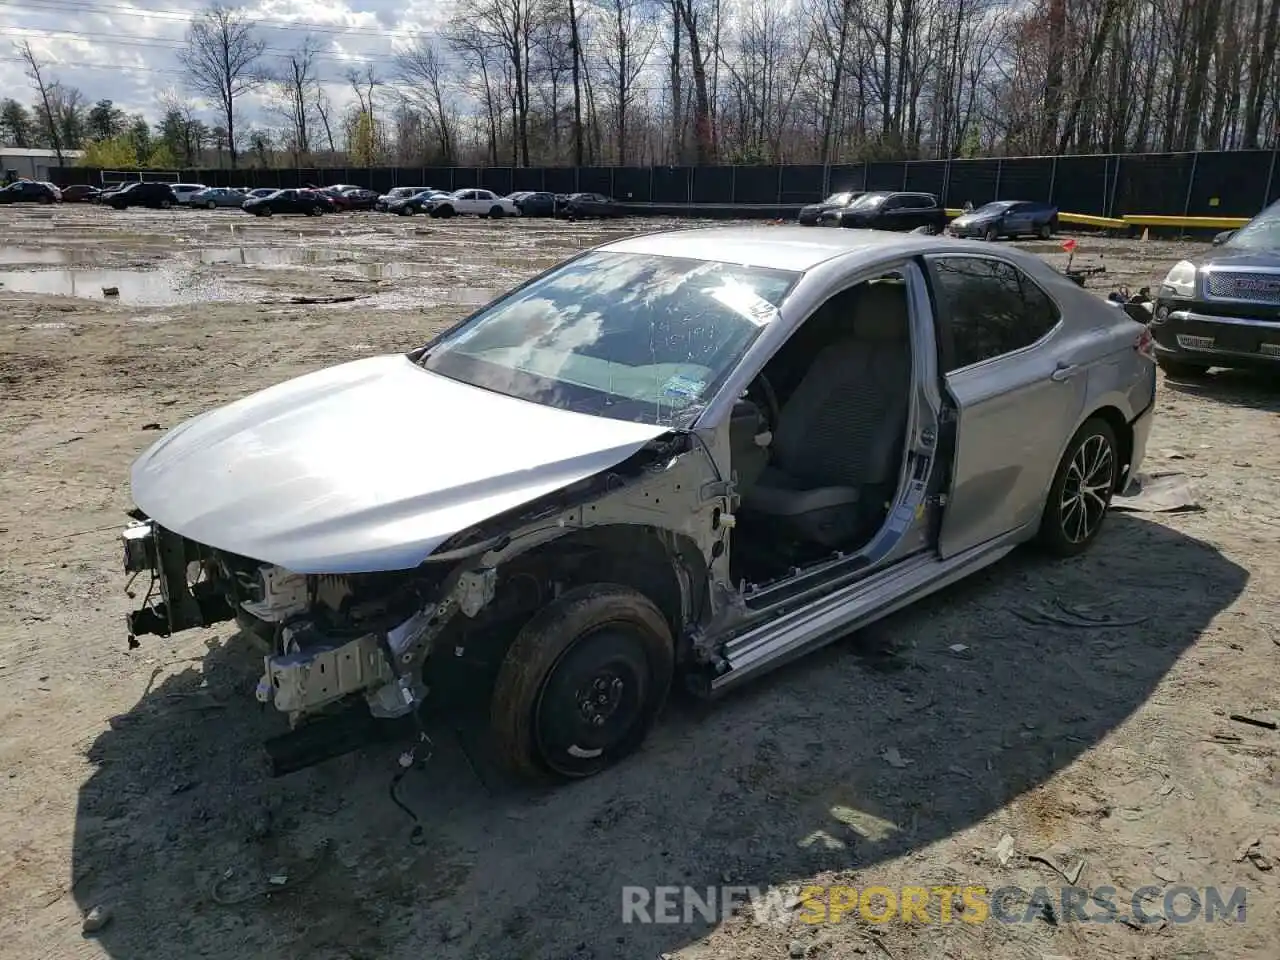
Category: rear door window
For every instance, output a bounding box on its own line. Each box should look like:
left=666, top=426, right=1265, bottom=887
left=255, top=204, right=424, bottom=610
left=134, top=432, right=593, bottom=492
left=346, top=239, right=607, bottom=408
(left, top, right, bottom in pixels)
left=929, top=256, right=1061, bottom=371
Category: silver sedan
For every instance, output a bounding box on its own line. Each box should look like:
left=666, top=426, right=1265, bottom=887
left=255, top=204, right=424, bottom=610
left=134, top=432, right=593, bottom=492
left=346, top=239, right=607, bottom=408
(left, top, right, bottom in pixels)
left=190, top=187, right=248, bottom=209
left=119, top=226, right=1157, bottom=780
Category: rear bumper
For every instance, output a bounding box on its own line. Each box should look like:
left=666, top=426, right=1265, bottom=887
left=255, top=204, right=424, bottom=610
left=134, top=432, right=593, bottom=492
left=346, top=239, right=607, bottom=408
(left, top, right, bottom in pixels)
left=1151, top=302, right=1280, bottom=368
left=1127, top=403, right=1154, bottom=487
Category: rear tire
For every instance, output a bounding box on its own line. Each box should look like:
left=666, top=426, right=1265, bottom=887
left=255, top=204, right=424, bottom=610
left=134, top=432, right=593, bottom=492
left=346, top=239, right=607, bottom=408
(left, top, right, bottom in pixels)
left=434, top=204, right=455, bottom=218
left=206, top=200, right=217, bottom=209
left=1037, top=223, right=1052, bottom=239
left=258, top=207, right=272, bottom=217
left=490, top=584, right=673, bottom=781
left=1156, top=357, right=1211, bottom=378
left=1037, top=417, right=1118, bottom=557
left=489, top=205, right=504, bottom=219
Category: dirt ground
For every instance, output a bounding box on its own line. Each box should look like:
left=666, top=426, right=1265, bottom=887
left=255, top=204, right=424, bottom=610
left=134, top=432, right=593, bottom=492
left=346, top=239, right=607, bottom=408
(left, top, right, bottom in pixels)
left=1, top=205, right=1277, bottom=960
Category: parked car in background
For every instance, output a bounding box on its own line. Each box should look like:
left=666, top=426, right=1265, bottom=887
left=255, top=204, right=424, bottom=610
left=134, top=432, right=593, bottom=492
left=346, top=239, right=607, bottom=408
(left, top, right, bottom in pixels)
left=948, top=200, right=1059, bottom=240
left=106, top=182, right=177, bottom=210
left=242, top=189, right=328, bottom=217
left=376, top=186, right=432, bottom=211
left=315, top=186, right=363, bottom=211
left=0, top=180, right=61, bottom=204
left=191, top=187, right=246, bottom=209
left=428, top=189, right=521, bottom=218
left=562, top=193, right=622, bottom=219
left=340, top=187, right=381, bottom=211
left=510, top=191, right=557, bottom=217
left=835, top=191, right=948, bottom=234
left=245, top=188, right=275, bottom=200
left=170, top=183, right=208, bottom=205
left=798, top=190, right=864, bottom=226
left=59, top=184, right=100, bottom=203
left=300, top=188, right=338, bottom=213
left=387, top=190, right=452, bottom=216
left=1150, top=198, right=1280, bottom=378
left=119, top=226, right=1156, bottom=782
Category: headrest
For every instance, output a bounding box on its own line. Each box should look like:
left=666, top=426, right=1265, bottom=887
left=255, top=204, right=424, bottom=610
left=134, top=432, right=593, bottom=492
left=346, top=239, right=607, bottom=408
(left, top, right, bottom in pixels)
left=853, top=281, right=910, bottom=340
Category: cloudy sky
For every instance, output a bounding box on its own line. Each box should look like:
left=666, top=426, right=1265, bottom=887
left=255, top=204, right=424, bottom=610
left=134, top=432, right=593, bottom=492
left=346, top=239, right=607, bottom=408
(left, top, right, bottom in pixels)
left=0, top=0, right=446, bottom=125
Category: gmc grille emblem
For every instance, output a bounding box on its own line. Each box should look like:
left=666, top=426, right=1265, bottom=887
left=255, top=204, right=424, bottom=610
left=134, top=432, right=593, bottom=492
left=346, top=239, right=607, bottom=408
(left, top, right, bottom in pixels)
left=1231, top=277, right=1280, bottom=293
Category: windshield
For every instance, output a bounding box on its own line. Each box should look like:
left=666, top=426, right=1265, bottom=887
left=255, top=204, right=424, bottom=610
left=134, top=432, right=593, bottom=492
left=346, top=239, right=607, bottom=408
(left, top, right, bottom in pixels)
left=824, top=192, right=852, bottom=205
left=849, top=192, right=888, bottom=210
left=420, top=251, right=799, bottom=427
left=971, top=201, right=1016, bottom=215
left=1226, top=201, right=1280, bottom=252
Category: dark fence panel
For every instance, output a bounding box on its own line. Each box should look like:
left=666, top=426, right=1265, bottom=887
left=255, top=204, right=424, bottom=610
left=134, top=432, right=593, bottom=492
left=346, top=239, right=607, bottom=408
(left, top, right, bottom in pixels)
left=691, top=166, right=733, bottom=203
left=543, top=168, right=575, bottom=193
left=577, top=167, right=613, bottom=195
left=1188, top=150, right=1274, bottom=217
left=651, top=166, right=689, bottom=203
left=992, top=157, right=1053, bottom=203
left=946, top=159, right=1002, bottom=207
left=733, top=165, right=776, bottom=204
left=904, top=161, right=946, bottom=199
left=866, top=161, right=905, bottom=191
left=613, top=167, right=648, bottom=201
left=781, top=164, right=825, bottom=202
left=41, top=150, right=1280, bottom=217
left=1051, top=155, right=1111, bottom=216
left=1117, top=153, right=1195, bottom=219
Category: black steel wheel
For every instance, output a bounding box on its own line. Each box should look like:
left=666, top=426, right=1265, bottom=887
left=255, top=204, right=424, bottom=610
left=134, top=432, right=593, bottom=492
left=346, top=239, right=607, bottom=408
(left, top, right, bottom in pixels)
left=1038, top=418, right=1118, bottom=556
left=490, top=584, right=673, bottom=781
left=1037, top=222, right=1052, bottom=239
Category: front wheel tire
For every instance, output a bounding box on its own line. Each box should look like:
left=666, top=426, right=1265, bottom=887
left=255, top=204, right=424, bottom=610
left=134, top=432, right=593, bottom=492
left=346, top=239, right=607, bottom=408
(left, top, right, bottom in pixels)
left=490, top=584, right=674, bottom=781
left=1038, top=418, right=1119, bottom=557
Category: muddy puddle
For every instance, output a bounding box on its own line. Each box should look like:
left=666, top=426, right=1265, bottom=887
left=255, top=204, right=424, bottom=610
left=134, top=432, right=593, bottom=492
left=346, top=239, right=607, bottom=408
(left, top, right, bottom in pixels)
left=0, top=267, right=236, bottom=305
left=0, top=246, right=69, bottom=265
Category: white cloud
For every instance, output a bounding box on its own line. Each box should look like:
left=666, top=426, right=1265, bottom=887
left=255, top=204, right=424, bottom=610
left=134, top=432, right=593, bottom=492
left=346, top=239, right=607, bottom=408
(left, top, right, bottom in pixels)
left=1, top=0, right=448, bottom=125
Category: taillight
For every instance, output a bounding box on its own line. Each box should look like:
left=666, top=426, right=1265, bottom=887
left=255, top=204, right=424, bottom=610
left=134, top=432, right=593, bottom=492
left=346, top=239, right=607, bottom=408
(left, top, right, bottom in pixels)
left=1135, top=325, right=1155, bottom=360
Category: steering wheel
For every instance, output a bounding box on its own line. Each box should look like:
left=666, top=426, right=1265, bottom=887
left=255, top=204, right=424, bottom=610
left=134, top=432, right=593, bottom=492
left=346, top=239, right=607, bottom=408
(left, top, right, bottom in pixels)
left=745, top=373, right=780, bottom=435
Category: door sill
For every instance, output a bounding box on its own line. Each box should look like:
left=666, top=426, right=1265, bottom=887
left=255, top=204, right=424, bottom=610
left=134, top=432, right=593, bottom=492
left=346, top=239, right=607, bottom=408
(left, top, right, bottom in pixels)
left=712, top=525, right=1030, bottom=694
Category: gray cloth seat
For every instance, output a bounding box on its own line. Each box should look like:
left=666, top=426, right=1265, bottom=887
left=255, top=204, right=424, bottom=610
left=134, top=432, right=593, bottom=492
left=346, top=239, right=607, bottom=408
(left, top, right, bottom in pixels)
left=740, top=282, right=912, bottom=548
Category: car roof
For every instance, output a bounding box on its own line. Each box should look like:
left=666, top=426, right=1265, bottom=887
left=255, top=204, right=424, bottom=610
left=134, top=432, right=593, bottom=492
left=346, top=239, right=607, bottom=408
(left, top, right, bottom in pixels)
left=600, top=225, right=963, bottom=272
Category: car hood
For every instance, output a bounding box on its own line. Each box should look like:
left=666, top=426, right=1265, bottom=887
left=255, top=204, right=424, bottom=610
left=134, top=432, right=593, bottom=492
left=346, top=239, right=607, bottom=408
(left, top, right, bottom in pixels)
left=1194, top=248, right=1280, bottom=270
left=949, top=213, right=994, bottom=227
left=131, top=354, right=670, bottom=574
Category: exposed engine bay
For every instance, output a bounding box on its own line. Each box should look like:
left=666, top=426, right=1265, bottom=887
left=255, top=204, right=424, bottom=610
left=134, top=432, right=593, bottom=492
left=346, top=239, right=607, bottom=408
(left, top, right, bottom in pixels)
left=124, top=518, right=456, bottom=722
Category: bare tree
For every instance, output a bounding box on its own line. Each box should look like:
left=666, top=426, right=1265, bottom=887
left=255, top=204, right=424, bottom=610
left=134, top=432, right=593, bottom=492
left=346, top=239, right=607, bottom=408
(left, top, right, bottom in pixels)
left=594, top=0, right=657, bottom=164
left=396, top=39, right=459, bottom=163
left=17, top=41, right=64, bottom=165
left=275, top=37, right=320, bottom=163
left=183, top=5, right=265, bottom=168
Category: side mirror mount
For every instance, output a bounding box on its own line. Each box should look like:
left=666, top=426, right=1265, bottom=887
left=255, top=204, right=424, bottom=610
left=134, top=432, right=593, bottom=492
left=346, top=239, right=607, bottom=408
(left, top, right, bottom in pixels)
left=1212, top=230, right=1235, bottom=246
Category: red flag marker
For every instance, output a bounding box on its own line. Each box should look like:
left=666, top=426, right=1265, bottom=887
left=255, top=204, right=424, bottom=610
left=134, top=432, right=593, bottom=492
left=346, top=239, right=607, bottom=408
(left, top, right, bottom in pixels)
left=1062, top=238, right=1078, bottom=252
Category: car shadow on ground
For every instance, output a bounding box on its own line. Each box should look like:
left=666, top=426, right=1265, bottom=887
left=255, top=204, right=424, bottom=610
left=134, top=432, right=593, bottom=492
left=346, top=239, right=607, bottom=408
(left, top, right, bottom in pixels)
left=73, top=515, right=1246, bottom=960
left=1161, top=368, right=1280, bottom=412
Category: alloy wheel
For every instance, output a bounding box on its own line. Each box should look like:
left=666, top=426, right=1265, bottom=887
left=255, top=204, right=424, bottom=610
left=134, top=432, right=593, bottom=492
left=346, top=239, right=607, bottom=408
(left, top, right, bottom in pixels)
left=1060, top=433, right=1115, bottom=544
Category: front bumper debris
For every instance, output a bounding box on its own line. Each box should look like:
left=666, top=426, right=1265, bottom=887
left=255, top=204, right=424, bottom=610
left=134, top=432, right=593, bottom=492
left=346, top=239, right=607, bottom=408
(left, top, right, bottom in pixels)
left=122, top=518, right=233, bottom=644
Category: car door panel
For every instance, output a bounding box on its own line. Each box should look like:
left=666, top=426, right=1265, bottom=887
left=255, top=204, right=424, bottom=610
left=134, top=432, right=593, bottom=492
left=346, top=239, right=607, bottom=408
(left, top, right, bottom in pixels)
left=928, top=255, right=1087, bottom=557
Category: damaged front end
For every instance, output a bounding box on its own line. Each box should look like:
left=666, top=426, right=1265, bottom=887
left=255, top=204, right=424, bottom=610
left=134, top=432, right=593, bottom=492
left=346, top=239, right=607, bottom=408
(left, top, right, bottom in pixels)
left=122, top=516, right=477, bottom=772
left=120, top=426, right=726, bottom=775
left=124, top=517, right=461, bottom=717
